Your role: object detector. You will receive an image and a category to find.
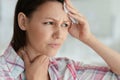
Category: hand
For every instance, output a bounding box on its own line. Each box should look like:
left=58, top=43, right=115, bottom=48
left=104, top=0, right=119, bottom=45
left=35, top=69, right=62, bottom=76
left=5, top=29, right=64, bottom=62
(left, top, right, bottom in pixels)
left=20, top=50, right=50, bottom=80
left=65, top=0, right=93, bottom=43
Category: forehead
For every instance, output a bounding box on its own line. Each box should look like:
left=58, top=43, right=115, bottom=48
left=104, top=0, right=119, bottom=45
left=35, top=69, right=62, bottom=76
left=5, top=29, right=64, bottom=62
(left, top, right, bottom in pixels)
left=31, top=1, right=69, bottom=21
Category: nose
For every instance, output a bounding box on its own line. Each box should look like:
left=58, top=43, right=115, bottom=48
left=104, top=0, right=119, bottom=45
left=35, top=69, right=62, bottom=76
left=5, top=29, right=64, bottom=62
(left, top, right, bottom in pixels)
left=52, top=25, right=63, bottom=39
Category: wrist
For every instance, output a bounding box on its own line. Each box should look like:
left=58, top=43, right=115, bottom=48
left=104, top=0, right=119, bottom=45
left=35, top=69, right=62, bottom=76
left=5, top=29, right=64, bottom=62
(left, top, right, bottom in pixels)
left=81, top=34, right=96, bottom=45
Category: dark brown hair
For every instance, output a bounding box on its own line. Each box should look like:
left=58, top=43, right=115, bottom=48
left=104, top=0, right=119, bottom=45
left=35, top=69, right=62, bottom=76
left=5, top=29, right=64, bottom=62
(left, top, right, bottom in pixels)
left=11, top=0, right=64, bottom=52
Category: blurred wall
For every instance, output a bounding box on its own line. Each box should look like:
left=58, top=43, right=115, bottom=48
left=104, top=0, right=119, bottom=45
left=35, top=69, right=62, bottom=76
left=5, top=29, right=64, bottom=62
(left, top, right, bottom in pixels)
left=0, top=0, right=17, bottom=53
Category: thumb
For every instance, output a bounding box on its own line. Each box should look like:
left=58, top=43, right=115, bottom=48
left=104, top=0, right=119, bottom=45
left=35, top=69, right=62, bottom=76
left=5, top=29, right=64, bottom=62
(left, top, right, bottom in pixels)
left=21, top=50, right=31, bottom=68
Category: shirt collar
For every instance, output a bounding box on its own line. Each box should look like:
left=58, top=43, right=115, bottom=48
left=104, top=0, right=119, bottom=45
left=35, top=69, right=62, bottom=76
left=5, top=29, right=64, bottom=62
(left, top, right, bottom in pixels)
left=3, top=45, right=25, bottom=79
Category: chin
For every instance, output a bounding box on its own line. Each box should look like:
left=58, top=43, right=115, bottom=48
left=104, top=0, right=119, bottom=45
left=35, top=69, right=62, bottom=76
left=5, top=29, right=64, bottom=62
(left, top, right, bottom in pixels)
left=47, top=54, right=56, bottom=57
left=46, top=50, right=58, bottom=57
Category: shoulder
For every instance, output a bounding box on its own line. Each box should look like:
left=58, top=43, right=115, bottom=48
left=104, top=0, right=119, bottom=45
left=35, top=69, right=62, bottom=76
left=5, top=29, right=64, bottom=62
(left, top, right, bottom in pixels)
left=0, top=55, right=9, bottom=77
left=0, top=45, right=11, bottom=72
left=51, top=57, right=109, bottom=71
left=50, top=57, right=83, bottom=71
left=51, top=57, right=79, bottom=66
left=0, top=45, right=24, bottom=79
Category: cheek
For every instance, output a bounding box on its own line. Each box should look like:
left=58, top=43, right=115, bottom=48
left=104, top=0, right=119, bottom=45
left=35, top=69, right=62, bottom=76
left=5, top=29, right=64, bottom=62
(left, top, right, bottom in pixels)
left=64, top=32, right=68, bottom=40
left=26, top=25, right=51, bottom=43
left=62, top=29, right=69, bottom=40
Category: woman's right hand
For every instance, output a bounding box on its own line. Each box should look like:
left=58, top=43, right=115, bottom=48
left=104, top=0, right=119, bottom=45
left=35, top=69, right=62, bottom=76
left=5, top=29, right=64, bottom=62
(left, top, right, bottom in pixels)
left=64, top=0, right=93, bottom=43
left=21, top=50, right=50, bottom=80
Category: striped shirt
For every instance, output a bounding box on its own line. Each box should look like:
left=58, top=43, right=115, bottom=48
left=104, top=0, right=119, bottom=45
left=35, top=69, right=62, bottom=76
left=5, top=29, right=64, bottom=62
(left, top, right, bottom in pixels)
left=0, top=45, right=120, bottom=80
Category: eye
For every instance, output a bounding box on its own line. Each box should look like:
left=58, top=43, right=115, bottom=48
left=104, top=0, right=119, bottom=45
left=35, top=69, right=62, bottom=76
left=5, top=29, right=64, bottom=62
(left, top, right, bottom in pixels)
left=61, top=23, right=70, bottom=27
left=43, top=22, right=54, bottom=25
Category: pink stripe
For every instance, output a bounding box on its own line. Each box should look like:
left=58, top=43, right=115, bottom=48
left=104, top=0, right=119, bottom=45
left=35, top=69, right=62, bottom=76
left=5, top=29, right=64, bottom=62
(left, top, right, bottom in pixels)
left=75, top=65, right=109, bottom=72
left=67, top=64, right=76, bottom=80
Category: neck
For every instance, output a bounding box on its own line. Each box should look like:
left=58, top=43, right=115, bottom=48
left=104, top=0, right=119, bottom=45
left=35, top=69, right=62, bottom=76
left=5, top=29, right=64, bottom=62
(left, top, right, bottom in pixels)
left=24, top=44, right=41, bottom=62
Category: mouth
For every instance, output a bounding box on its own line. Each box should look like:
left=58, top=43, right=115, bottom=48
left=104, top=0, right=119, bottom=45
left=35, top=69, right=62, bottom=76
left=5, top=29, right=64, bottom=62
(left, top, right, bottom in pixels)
left=48, top=43, right=61, bottom=48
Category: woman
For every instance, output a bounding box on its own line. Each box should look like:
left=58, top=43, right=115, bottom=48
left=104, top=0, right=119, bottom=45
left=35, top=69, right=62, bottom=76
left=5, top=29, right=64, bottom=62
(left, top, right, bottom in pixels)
left=0, top=0, right=120, bottom=80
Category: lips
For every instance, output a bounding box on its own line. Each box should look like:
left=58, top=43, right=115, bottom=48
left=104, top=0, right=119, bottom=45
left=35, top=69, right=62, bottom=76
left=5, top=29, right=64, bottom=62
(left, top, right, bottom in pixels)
left=48, top=43, right=61, bottom=48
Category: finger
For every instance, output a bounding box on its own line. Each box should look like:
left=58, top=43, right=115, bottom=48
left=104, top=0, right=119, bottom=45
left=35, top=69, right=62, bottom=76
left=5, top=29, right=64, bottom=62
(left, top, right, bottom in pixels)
left=41, top=56, right=50, bottom=68
left=65, top=0, right=73, bottom=7
left=44, top=56, right=50, bottom=64
left=66, top=5, right=79, bottom=15
left=64, top=0, right=81, bottom=17
left=65, top=0, right=77, bottom=11
left=68, top=12, right=86, bottom=25
left=37, top=55, right=49, bottom=64
left=21, top=50, right=31, bottom=68
left=33, top=55, right=49, bottom=64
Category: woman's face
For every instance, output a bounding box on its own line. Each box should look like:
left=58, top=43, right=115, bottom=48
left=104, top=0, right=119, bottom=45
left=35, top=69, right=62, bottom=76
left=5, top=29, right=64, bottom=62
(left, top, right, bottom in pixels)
left=23, top=1, right=71, bottom=56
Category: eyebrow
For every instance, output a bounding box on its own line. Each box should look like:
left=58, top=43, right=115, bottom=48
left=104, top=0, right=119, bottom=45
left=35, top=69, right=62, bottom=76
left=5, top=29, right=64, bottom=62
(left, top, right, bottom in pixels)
left=44, top=17, right=71, bottom=23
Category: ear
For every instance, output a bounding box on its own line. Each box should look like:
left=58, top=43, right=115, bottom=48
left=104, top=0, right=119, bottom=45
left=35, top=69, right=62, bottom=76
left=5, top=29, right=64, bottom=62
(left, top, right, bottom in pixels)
left=18, top=12, right=28, bottom=31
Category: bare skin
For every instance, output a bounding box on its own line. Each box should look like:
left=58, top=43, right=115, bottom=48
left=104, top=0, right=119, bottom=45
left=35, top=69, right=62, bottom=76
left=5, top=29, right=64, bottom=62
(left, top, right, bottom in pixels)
left=18, top=0, right=120, bottom=80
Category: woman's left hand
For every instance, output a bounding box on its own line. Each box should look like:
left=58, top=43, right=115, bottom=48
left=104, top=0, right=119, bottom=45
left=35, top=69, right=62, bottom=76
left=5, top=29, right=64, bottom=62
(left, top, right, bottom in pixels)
left=65, top=0, right=93, bottom=43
